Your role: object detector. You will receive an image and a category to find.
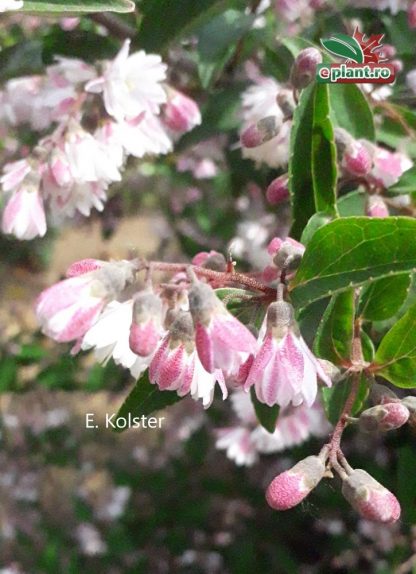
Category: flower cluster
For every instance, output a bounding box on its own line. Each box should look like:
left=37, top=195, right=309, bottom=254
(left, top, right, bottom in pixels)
left=35, top=233, right=334, bottom=413
left=0, top=40, right=201, bottom=239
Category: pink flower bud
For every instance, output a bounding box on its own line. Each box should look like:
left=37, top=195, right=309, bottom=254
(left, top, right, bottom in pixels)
left=408, top=1, right=416, bottom=29
left=343, top=141, right=373, bottom=177
left=290, top=48, right=322, bottom=89
left=276, top=90, right=296, bottom=119
left=129, top=290, right=164, bottom=357
left=342, top=469, right=401, bottom=524
left=366, top=195, right=389, bottom=218
left=269, top=237, right=305, bottom=271
left=359, top=403, right=409, bottom=433
left=381, top=44, right=396, bottom=59
left=191, top=251, right=227, bottom=271
left=266, top=455, right=326, bottom=510
left=370, top=383, right=398, bottom=405
left=240, top=116, right=282, bottom=149
left=163, top=88, right=201, bottom=133
left=266, top=174, right=290, bottom=205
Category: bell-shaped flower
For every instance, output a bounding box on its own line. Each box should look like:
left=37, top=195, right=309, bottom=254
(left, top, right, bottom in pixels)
left=36, top=260, right=135, bottom=342
left=2, top=184, right=47, bottom=240
left=188, top=279, right=257, bottom=380
left=82, top=300, right=151, bottom=379
left=129, top=289, right=164, bottom=357
left=245, top=301, right=331, bottom=408
left=149, top=311, right=226, bottom=408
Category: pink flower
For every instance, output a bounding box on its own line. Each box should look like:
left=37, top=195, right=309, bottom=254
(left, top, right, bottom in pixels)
left=245, top=301, right=331, bottom=408
left=163, top=88, right=201, bottom=133
left=342, top=469, right=401, bottom=524
left=85, top=40, right=167, bottom=121
left=188, top=280, right=257, bottom=380
left=149, top=311, right=226, bottom=408
left=367, top=146, right=412, bottom=188
left=266, top=174, right=290, bottom=204
left=2, top=187, right=46, bottom=240
left=36, top=261, right=135, bottom=342
left=1, top=159, right=31, bottom=192
left=408, top=1, right=416, bottom=28
left=342, top=140, right=373, bottom=177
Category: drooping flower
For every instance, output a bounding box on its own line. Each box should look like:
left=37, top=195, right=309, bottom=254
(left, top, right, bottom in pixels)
left=35, top=260, right=135, bottom=342
left=366, top=195, right=389, bottom=218
left=85, top=40, right=167, bottom=121
left=81, top=299, right=151, bottom=379
left=367, top=145, right=413, bottom=188
left=149, top=311, right=226, bottom=408
left=245, top=300, right=331, bottom=408
left=215, top=389, right=330, bottom=466
left=188, top=278, right=257, bottom=380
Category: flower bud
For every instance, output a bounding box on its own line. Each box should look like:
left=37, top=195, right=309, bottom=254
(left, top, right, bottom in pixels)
left=358, top=403, right=409, bottom=433
left=163, top=88, right=201, bottom=132
left=266, top=455, right=326, bottom=510
left=366, top=195, right=389, bottom=218
left=268, top=237, right=305, bottom=271
left=240, top=116, right=282, bottom=149
left=370, top=383, right=398, bottom=405
left=290, top=48, right=322, bottom=89
left=266, top=174, right=290, bottom=205
left=342, top=469, right=401, bottom=524
left=129, top=290, right=163, bottom=357
left=342, top=141, right=373, bottom=177
left=192, top=250, right=227, bottom=272
left=391, top=59, right=403, bottom=74
left=408, top=1, right=416, bottom=29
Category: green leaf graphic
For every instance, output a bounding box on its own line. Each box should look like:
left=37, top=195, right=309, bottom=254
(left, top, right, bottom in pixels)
left=320, top=34, right=364, bottom=64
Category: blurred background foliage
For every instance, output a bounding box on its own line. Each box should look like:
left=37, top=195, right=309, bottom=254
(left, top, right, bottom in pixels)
left=1, top=0, right=416, bottom=572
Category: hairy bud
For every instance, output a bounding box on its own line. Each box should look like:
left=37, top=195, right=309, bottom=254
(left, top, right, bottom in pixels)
left=276, top=90, right=296, bottom=119
left=192, top=250, right=227, bottom=272
left=342, top=469, right=401, bottom=524
left=290, top=48, right=322, bottom=89
left=266, top=455, right=326, bottom=510
left=358, top=403, right=409, bottom=433
left=266, top=174, right=290, bottom=205
left=240, top=116, right=282, bottom=148
left=270, top=238, right=305, bottom=271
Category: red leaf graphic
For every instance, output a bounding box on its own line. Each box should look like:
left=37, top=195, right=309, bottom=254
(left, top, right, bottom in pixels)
left=352, top=27, right=386, bottom=64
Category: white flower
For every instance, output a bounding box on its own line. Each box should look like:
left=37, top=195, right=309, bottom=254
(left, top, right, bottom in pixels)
left=114, top=114, right=172, bottom=158
left=82, top=300, right=151, bottom=379
left=86, top=40, right=167, bottom=121
left=0, top=0, right=23, bottom=12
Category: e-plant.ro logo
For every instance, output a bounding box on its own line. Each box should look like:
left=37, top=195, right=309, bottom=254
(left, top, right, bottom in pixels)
left=317, top=28, right=395, bottom=84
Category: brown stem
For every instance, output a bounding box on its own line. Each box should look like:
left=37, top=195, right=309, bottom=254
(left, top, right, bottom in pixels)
left=89, top=13, right=135, bottom=40
left=133, top=259, right=277, bottom=297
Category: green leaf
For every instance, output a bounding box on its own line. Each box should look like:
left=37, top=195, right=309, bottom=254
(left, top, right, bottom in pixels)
left=337, top=190, right=366, bottom=216
left=329, top=83, right=375, bottom=141
left=43, top=30, right=117, bottom=64
left=320, top=34, right=364, bottom=63
left=250, top=387, right=280, bottom=434
left=311, top=83, right=338, bottom=215
left=0, top=40, right=43, bottom=81
left=215, top=288, right=256, bottom=301
left=289, top=84, right=316, bottom=240
left=358, top=275, right=411, bottom=321
left=389, top=165, right=416, bottom=195
left=321, top=375, right=369, bottom=425
left=197, top=10, right=255, bottom=88
left=314, top=289, right=354, bottom=366
left=114, top=372, right=182, bottom=433
left=397, top=445, right=416, bottom=523
left=22, top=0, right=134, bottom=14
left=373, top=302, right=416, bottom=388
left=300, top=212, right=333, bottom=246
left=289, top=217, right=416, bottom=309
left=138, top=0, right=229, bottom=52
